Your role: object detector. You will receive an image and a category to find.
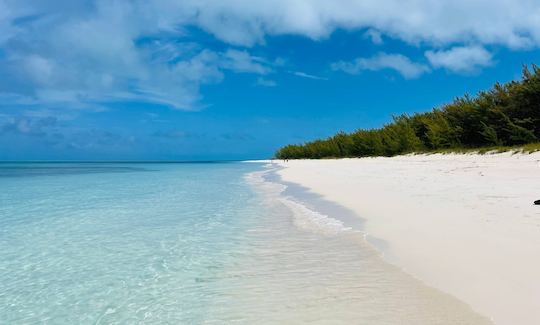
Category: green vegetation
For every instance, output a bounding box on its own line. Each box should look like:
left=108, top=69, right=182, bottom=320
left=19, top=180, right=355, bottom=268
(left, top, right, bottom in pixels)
left=276, top=65, right=540, bottom=159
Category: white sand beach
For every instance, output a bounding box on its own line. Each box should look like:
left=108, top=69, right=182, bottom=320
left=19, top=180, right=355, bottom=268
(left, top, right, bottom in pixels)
left=275, top=152, right=540, bottom=325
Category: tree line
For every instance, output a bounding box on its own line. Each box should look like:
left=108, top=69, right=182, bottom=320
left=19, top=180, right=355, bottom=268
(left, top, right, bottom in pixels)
left=275, top=65, right=540, bottom=159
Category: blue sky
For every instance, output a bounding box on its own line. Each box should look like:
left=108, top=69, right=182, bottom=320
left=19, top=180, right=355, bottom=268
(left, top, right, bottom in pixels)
left=1, top=1, right=540, bottom=160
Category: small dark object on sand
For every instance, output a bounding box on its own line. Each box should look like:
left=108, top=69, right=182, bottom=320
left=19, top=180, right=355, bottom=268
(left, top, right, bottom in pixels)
left=535, top=200, right=540, bottom=205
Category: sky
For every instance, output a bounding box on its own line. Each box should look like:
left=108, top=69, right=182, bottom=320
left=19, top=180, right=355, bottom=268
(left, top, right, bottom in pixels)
left=1, top=1, right=540, bottom=160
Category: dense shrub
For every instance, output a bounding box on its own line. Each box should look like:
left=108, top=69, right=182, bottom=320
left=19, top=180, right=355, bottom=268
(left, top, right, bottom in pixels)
left=276, top=65, right=540, bottom=159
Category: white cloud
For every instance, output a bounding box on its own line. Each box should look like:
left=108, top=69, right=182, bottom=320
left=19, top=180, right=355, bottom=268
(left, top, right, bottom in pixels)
left=425, top=46, right=494, bottom=74
left=0, top=1, right=275, bottom=110
left=1, top=0, right=540, bottom=109
left=177, top=0, right=540, bottom=48
left=363, top=29, right=383, bottom=45
left=332, top=53, right=430, bottom=79
left=291, top=71, right=328, bottom=80
left=221, top=49, right=271, bottom=74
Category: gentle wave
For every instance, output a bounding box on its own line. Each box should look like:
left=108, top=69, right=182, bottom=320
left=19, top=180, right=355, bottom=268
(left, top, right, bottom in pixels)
left=244, top=166, right=352, bottom=236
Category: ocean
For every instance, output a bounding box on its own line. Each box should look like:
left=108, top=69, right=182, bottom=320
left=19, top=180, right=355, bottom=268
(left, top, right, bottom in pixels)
left=0, top=162, right=489, bottom=324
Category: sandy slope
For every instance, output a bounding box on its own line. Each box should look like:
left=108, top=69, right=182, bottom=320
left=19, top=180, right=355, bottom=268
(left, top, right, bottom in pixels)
left=275, top=152, right=540, bottom=325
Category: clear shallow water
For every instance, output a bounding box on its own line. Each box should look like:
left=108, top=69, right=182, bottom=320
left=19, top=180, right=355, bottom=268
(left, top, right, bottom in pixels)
left=0, top=162, right=489, bottom=324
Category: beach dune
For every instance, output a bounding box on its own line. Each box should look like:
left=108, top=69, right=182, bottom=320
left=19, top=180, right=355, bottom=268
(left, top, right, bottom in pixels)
left=276, top=152, right=540, bottom=325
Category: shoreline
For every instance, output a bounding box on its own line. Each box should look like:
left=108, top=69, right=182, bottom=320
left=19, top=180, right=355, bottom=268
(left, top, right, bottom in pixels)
left=263, top=167, right=366, bottom=231
left=272, top=152, right=540, bottom=325
left=248, top=164, right=492, bottom=324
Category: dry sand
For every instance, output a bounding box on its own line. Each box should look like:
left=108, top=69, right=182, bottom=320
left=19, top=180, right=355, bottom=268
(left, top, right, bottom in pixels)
left=274, top=152, right=540, bottom=325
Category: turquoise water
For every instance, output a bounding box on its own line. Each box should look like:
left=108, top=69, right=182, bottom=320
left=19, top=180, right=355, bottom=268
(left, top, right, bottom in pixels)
left=0, top=162, right=489, bottom=324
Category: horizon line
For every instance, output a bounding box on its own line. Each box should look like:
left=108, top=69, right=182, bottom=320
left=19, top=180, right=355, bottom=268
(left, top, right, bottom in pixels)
left=0, top=159, right=272, bottom=163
